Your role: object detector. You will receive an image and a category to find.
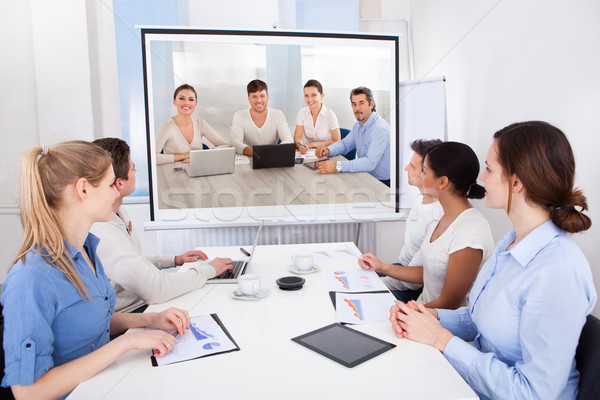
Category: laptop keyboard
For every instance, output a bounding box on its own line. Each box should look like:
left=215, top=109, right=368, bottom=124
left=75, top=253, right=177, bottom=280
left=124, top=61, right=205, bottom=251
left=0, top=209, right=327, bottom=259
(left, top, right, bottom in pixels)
left=215, top=260, right=246, bottom=280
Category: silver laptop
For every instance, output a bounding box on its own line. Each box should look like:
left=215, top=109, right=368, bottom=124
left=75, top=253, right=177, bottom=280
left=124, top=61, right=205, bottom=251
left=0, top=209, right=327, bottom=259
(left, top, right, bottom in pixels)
left=186, top=147, right=235, bottom=177
left=208, top=222, right=264, bottom=284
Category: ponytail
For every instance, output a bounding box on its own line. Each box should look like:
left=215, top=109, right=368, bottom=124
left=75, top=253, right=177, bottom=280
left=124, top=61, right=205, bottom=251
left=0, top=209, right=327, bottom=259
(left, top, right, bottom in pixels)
left=12, top=141, right=112, bottom=300
left=549, top=188, right=591, bottom=233
left=466, top=182, right=486, bottom=199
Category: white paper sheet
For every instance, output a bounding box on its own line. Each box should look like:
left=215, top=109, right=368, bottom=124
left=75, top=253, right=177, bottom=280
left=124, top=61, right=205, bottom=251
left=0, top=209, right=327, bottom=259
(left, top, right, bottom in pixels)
left=235, top=154, right=250, bottom=165
left=149, top=314, right=237, bottom=366
left=335, top=292, right=397, bottom=324
left=295, top=148, right=317, bottom=160
left=327, top=269, right=388, bottom=292
left=311, top=244, right=362, bottom=261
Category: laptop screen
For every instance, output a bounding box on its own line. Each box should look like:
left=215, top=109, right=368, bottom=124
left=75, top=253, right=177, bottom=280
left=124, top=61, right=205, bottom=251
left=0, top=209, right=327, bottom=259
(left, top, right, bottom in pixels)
left=252, top=143, right=295, bottom=169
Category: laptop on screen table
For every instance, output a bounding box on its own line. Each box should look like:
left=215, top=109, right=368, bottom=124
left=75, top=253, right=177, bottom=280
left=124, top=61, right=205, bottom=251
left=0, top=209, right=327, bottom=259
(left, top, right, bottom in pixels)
left=186, top=147, right=235, bottom=177
left=252, top=143, right=295, bottom=169
left=208, top=222, right=264, bottom=284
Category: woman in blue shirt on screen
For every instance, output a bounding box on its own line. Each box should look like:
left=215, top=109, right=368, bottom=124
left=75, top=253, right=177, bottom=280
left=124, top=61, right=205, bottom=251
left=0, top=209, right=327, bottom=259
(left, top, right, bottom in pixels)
left=390, top=121, right=596, bottom=399
left=1, top=141, right=190, bottom=400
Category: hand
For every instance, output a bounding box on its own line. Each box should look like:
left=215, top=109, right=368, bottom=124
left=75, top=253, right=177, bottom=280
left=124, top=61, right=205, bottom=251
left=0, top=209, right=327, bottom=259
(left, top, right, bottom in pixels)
left=209, top=257, right=234, bottom=276
left=358, top=253, right=384, bottom=273
left=315, top=146, right=330, bottom=158
left=316, top=160, right=336, bottom=174
left=123, top=330, right=176, bottom=357
left=174, top=250, right=208, bottom=266
left=149, top=307, right=190, bottom=336
left=389, top=302, right=406, bottom=339
left=175, top=152, right=190, bottom=163
left=122, top=329, right=177, bottom=358
left=406, top=300, right=439, bottom=318
left=243, top=146, right=253, bottom=157
left=391, top=301, right=452, bottom=352
left=298, top=143, right=308, bottom=154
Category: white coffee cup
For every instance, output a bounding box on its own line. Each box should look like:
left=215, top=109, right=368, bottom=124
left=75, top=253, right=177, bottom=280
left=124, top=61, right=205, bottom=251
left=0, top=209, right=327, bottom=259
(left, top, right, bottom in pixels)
left=238, top=274, right=261, bottom=296
left=292, top=253, right=314, bottom=271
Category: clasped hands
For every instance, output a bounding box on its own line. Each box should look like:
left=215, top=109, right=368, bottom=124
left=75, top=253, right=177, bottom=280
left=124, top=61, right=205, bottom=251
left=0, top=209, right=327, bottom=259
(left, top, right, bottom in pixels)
left=389, top=300, right=453, bottom=353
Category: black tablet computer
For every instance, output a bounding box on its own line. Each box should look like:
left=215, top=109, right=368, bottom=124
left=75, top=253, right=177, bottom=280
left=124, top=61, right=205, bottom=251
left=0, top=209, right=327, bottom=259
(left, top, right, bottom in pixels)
left=291, top=323, right=395, bottom=368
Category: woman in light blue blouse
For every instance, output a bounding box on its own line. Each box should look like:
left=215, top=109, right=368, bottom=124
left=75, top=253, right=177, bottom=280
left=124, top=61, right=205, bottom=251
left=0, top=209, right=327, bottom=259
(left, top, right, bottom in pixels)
left=389, top=121, right=596, bottom=399
left=1, top=141, right=190, bottom=399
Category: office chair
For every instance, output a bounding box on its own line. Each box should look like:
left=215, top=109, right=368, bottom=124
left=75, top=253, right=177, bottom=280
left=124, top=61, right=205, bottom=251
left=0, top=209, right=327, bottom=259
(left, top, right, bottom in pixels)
left=0, top=305, right=16, bottom=400
left=339, top=128, right=356, bottom=160
left=575, top=314, right=600, bottom=400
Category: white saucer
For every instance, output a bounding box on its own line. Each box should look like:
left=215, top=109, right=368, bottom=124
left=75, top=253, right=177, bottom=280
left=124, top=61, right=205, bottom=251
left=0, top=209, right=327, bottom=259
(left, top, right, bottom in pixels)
left=288, top=264, right=321, bottom=275
left=232, top=287, right=271, bottom=300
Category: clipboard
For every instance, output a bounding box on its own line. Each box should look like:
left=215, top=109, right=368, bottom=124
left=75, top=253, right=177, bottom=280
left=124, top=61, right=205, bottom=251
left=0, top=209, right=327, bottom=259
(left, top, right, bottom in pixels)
left=151, top=313, right=240, bottom=367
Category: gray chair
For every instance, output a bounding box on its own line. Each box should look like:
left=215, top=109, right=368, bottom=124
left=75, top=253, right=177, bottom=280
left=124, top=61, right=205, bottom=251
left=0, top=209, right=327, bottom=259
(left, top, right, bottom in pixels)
left=575, top=314, right=600, bottom=399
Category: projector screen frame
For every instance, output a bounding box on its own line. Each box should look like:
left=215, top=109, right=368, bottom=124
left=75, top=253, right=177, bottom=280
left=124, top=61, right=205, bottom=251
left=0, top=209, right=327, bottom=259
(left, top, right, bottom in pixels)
left=141, top=27, right=401, bottom=226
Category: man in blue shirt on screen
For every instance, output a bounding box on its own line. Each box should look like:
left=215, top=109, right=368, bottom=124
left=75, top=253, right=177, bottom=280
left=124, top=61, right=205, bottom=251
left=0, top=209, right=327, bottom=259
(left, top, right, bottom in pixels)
left=315, top=86, right=390, bottom=186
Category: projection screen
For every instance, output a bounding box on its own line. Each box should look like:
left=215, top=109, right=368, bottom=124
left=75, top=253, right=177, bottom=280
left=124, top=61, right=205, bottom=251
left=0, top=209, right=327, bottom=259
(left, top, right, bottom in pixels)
left=141, top=28, right=403, bottom=227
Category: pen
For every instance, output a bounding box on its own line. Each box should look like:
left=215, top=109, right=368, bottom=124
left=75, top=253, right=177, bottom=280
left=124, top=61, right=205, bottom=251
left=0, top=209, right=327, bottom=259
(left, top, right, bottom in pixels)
left=240, top=247, right=251, bottom=257
left=296, top=141, right=307, bottom=149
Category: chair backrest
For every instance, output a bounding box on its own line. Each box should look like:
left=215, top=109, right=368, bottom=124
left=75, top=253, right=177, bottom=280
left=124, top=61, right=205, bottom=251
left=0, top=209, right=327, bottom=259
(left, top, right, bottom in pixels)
left=339, top=128, right=356, bottom=160
left=0, top=305, right=16, bottom=399
left=575, top=314, right=600, bottom=399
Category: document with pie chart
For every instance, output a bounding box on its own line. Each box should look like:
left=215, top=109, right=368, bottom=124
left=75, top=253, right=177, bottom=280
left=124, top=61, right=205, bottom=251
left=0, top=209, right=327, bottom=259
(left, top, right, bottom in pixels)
left=150, top=314, right=239, bottom=366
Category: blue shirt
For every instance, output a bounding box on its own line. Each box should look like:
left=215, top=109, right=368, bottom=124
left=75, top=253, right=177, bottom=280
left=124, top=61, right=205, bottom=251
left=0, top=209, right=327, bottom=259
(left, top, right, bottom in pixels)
left=327, top=111, right=390, bottom=180
left=2, top=233, right=115, bottom=392
left=437, top=220, right=596, bottom=400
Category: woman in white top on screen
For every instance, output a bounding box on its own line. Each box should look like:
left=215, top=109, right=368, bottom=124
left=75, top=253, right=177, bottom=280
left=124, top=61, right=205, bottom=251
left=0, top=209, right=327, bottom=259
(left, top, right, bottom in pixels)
left=390, top=121, right=596, bottom=399
left=359, top=142, right=495, bottom=309
left=294, top=79, right=341, bottom=154
left=155, top=84, right=229, bottom=164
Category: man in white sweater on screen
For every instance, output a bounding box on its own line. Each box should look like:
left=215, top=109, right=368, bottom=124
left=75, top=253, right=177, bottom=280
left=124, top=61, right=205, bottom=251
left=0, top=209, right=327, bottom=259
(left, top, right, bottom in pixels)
left=381, top=139, right=444, bottom=301
left=90, top=138, right=233, bottom=313
left=230, top=79, right=293, bottom=156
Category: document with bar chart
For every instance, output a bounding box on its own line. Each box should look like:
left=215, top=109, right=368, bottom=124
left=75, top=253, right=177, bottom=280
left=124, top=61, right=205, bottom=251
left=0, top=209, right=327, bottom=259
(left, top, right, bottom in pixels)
left=327, top=269, right=388, bottom=292
left=335, top=292, right=397, bottom=325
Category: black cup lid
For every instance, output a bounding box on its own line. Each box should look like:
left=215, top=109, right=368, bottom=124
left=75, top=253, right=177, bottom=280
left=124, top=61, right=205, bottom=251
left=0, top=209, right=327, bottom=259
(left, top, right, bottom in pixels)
left=276, top=276, right=305, bottom=290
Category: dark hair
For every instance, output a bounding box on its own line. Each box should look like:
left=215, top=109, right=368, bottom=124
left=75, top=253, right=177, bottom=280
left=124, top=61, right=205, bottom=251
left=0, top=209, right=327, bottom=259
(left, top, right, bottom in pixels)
left=349, top=86, right=376, bottom=112
left=411, top=139, right=443, bottom=158
left=247, top=79, right=268, bottom=95
left=304, top=79, right=323, bottom=94
left=493, top=121, right=590, bottom=233
left=173, top=84, right=197, bottom=100
left=424, top=141, right=485, bottom=199
left=93, top=138, right=131, bottom=181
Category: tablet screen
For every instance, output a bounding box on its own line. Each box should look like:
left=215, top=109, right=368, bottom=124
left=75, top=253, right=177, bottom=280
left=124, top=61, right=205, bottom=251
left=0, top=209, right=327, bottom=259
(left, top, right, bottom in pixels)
left=291, top=323, right=395, bottom=368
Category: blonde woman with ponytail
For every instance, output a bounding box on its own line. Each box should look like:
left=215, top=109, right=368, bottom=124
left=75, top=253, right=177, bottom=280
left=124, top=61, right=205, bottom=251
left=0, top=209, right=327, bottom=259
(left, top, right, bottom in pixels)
left=390, top=122, right=596, bottom=399
left=2, top=141, right=190, bottom=400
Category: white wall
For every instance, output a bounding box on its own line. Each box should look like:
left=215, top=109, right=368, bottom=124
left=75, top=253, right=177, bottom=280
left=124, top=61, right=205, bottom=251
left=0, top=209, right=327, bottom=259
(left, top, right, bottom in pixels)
left=410, top=0, right=600, bottom=315
left=0, top=0, right=121, bottom=282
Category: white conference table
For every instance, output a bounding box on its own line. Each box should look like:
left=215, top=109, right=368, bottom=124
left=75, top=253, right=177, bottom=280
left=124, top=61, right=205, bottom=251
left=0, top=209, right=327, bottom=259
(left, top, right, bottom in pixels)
left=68, top=243, right=477, bottom=400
